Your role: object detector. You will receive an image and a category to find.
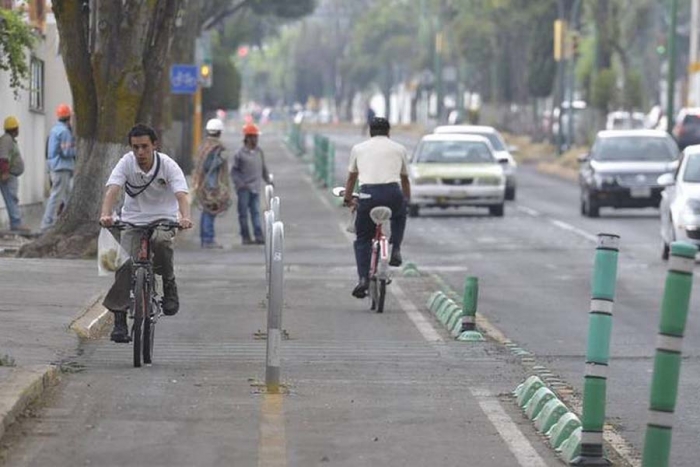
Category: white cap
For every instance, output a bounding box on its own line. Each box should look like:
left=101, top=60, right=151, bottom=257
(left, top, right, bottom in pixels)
left=205, top=118, right=224, bottom=132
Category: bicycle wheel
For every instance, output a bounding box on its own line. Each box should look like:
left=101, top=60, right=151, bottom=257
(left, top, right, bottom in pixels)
left=132, top=268, right=147, bottom=368
left=143, top=300, right=154, bottom=365
left=376, top=279, right=386, bottom=313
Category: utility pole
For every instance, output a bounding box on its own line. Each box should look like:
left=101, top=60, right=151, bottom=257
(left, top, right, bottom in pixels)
left=566, top=0, right=582, bottom=149
left=666, top=0, right=678, bottom=134
left=689, top=0, right=700, bottom=106
left=435, top=17, right=444, bottom=121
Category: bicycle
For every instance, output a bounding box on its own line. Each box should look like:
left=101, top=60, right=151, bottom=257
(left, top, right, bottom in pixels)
left=333, top=187, right=392, bottom=313
left=109, top=219, right=180, bottom=367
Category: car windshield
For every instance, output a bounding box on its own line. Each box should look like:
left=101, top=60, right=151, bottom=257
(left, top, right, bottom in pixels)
left=683, top=154, right=700, bottom=182
left=467, top=132, right=505, bottom=150
left=593, top=136, right=678, bottom=162
left=415, top=141, right=495, bottom=164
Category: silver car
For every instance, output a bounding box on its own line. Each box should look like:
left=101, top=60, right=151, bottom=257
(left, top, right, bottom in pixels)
left=433, top=125, right=518, bottom=200
left=658, top=145, right=700, bottom=259
left=408, top=133, right=506, bottom=217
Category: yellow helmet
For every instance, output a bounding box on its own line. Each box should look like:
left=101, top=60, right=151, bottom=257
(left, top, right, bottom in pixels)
left=3, top=116, right=19, bottom=131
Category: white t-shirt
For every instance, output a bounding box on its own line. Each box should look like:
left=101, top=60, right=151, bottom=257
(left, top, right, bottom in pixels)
left=106, top=151, right=189, bottom=223
left=348, top=136, right=408, bottom=185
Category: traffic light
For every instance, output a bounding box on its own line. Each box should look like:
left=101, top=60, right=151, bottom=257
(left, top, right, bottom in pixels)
left=571, top=32, right=580, bottom=59
left=199, top=60, right=212, bottom=88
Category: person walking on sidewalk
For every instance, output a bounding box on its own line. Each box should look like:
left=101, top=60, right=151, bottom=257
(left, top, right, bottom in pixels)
left=99, top=123, right=193, bottom=343
left=0, top=116, right=28, bottom=232
left=230, top=122, right=272, bottom=245
left=41, top=104, right=76, bottom=232
left=342, top=117, right=411, bottom=298
left=192, top=118, right=231, bottom=249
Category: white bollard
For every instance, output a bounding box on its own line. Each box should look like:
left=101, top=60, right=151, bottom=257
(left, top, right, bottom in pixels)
left=264, top=184, right=274, bottom=212
left=265, top=221, right=284, bottom=393
left=264, top=210, right=274, bottom=287
left=271, top=196, right=281, bottom=222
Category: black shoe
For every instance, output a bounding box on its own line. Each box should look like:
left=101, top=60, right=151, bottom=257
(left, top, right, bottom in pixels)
left=162, top=278, right=179, bottom=316
left=352, top=278, right=369, bottom=298
left=242, top=238, right=254, bottom=245
left=110, top=311, right=130, bottom=343
left=389, top=247, right=402, bottom=267
left=254, top=238, right=264, bottom=245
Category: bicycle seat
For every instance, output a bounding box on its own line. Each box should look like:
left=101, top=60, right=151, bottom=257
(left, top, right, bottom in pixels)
left=370, top=206, right=392, bottom=225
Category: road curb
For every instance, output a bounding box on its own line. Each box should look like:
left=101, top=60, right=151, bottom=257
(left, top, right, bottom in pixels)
left=69, top=293, right=111, bottom=340
left=0, top=365, right=59, bottom=441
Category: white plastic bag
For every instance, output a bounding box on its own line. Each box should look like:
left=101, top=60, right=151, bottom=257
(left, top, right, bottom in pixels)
left=97, top=228, right=129, bottom=277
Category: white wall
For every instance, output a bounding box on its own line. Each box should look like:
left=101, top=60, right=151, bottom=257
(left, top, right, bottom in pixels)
left=0, top=15, right=72, bottom=229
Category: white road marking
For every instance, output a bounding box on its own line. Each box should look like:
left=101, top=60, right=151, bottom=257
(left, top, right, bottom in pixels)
left=391, top=282, right=444, bottom=342
left=549, top=219, right=598, bottom=242
left=515, top=205, right=541, bottom=217
left=470, top=388, right=549, bottom=467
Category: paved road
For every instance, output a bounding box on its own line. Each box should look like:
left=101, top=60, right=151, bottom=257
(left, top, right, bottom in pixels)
left=0, top=131, right=565, bottom=467
left=324, top=128, right=700, bottom=467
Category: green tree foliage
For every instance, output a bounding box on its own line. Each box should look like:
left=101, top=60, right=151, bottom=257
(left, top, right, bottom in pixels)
left=203, top=50, right=241, bottom=111
left=0, top=8, right=36, bottom=95
left=591, top=68, right=617, bottom=114
left=623, top=70, right=644, bottom=111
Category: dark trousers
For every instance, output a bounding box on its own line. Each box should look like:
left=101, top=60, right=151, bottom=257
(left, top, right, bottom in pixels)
left=237, top=189, right=262, bottom=241
left=103, top=229, right=175, bottom=312
left=354, top=183, right=406, bottom=280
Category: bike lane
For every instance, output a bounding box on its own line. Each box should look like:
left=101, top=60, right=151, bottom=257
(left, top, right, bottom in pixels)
left=0, top=128, right=564, bottom=466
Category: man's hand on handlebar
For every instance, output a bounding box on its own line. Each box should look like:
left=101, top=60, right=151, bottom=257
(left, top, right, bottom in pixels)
left=99, top=216, right=114, bottom=227
left=179, top=218, right=193, bottom=229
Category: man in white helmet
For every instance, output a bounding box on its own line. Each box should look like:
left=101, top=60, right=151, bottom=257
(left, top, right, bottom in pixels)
left=192, top=118, right=231, bottom=248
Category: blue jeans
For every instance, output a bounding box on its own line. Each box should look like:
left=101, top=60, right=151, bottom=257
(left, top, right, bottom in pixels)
left=236, top=189, right=262, bottom=241
left=0, top=175, right=22, bottom=229
left=200, top=210, right=216, bottom=245
left=354, top=183, right=406, bottom=280
left=40, top=170, right=73, bottom=231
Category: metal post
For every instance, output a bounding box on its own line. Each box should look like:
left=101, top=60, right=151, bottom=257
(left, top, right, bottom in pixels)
left=567, top=0, right=582, bottom=149
left=265, top=221, right=284, bottom=394
left=192, top=86, right=202, bottom=156
left=571, top=233, right=620, bottom=465
left=271, top=196, right=280, bottom=222
left=666, top=0, right=678, bottom=134
left=264, top=210, right=274, bottom=287
left=642, top=242, right=697, bottom=467
left=689, top=0, right=700, bottom=106
left=265, top=184, right=274, bottom=213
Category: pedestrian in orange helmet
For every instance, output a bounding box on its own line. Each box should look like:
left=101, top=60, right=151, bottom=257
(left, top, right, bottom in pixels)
left=55, top=104, right=72, bottom=120
left=41, top=104, right=76, bottom=231
left=230, top=122, right=272, bottom=244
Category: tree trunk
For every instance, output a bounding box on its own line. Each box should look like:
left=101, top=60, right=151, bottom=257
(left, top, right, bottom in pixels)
left=19, top=0, right=184, bottom=258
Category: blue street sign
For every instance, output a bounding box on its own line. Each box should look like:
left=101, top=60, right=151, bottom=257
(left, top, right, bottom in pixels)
left=170, top=64, right=199, bottom=95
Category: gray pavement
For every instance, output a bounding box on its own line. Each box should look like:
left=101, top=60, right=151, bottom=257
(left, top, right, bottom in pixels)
left=0, top=130, right=571, bottom=466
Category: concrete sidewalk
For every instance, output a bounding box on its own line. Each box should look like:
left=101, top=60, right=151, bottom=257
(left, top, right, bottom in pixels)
left=0, top=130, right=570, bottom=466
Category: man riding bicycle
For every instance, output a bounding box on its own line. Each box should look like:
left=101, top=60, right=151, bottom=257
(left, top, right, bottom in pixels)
left=100, top=123, right=193, bottom=343
left=342, top=117, right=411, bottom=298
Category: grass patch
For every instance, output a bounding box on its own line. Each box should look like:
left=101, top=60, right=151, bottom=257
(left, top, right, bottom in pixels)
left=0, top=354, right=16, bottom=367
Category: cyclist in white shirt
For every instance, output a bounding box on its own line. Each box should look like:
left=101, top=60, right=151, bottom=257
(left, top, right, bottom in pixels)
left=342, top=117, right=411, bottom=298
left=99, top=124, right=193, bottom=343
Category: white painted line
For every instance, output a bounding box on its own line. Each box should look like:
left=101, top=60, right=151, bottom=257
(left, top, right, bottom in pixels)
left=516, top=205, right=541, bottom=217
left=392, top=282, right=444, bottom=342
left=470, top=388, right=549, bottom=467
left=549, top=219, right=598, bottom=243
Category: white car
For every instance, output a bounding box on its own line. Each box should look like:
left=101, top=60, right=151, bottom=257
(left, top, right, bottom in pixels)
left=408, top=133, right=506, bottom=217
left=658, top=145, right=700, bottom=259
left=433, top=125, right=518, bottom=200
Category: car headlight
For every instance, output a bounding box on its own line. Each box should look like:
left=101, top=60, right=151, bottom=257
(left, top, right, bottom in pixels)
left=475, top=176, right=503, bottom=186
left=682, top=200, right=700, bottom=226
left=412, top=177, right=438, bottom=185
left=593, top=173, right=616, bottom=187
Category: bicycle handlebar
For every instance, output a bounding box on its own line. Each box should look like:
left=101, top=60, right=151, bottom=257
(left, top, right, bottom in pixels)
left=105, top=219, right=182, bottom=231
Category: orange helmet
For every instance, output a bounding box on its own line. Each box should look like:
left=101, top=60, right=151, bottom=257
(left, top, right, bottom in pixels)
left=56, top=104, right=72, bottom=119
left=243, top=123, right=260, bottom=136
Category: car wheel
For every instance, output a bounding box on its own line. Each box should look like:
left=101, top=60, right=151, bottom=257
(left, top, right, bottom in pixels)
left=489, top=204, right=504, bottom=217
left=584, top=192, right=600, bottom=218
left=661, top=241, right=670, bottom=261
left=580, top=197, right=586, bottom=215
left=505, top=187, right=516, bottom=201
left=408, top=204, right=420, bottom=218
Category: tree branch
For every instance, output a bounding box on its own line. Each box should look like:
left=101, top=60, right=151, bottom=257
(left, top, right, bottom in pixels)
left=203, top=0, right=251, bottom=31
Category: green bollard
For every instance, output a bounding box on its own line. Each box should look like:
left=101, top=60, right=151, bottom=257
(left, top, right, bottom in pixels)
left=641, top=241, right=697, bottom=467
left=326, top=143, right=335, bottom=188
left=571, top=233, right=620, bottom=466
left=458, top=276, right=484, bottom=341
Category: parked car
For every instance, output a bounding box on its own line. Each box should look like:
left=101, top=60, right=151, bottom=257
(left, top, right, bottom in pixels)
left=408, top=133, right=506, bottom=217
left=578, top=130, right=680, bottom=217
left=433, top=125, right=517, bottom=200
left=672, top=108, right=700, bottom=150
left=658, top=145, right=700, bottom=259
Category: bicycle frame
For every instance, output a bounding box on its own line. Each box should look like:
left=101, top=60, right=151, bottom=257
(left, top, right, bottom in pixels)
left=369, top=223, right=390, bottom=281
left=130, top=230, right=160, bottom=324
